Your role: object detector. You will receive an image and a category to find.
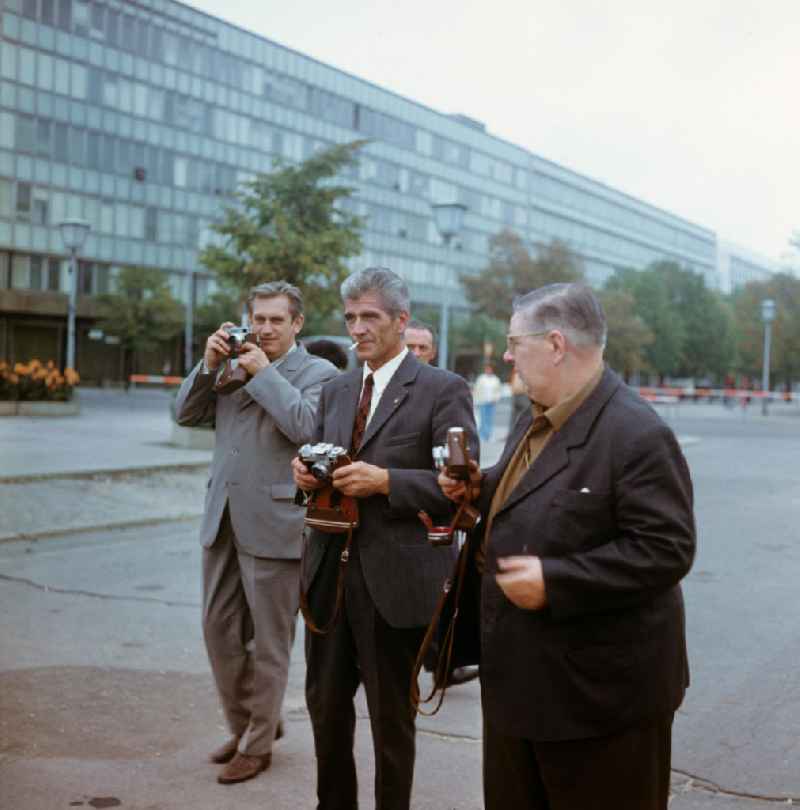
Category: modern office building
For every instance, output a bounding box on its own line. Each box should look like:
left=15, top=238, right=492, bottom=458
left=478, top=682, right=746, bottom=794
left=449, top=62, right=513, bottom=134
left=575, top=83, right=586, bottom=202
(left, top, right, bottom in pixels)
left=0, top=0, right=772, bottom=378
left=717, top=241, right=782, bottom=295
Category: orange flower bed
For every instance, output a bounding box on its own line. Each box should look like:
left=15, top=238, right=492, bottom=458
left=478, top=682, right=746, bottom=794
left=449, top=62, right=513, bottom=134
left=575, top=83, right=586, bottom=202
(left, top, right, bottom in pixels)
left=0, top=359, right=80, bottom=402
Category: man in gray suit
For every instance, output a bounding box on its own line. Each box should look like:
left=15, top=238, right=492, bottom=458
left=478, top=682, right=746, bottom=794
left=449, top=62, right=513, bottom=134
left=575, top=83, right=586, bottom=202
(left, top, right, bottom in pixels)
left=176, top=281, right=338, bottom=785
left=292, top=267, right=478, bottom=810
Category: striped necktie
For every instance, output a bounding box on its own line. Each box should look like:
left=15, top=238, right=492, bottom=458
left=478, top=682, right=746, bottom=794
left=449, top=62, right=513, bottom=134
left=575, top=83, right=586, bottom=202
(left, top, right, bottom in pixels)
left=350, top=373, right=374, bottom=454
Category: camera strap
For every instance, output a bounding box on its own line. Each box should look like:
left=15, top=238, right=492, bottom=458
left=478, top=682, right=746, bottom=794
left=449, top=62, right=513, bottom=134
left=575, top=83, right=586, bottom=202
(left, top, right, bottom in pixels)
left=410, top=533, right=472, bottom=716
left=299, top=525, right=354, bottom=636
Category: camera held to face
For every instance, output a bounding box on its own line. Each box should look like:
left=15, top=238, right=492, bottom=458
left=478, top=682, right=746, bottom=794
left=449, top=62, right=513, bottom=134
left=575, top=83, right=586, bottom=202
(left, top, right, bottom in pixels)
left=213, top=327, right=261, bottom=395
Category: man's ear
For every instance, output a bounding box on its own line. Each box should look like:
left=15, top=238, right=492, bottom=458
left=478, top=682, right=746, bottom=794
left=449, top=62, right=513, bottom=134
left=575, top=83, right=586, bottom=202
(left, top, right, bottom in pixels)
left=293, top=314, right=305, bottom=336
left=550, top=330, right=568, bottom=365
left=396, top=310, right=410, bottom=333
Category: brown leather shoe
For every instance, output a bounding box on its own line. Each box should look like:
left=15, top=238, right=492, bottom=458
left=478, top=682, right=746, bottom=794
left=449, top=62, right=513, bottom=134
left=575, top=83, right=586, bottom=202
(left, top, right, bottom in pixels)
left=217, top=752, right=271, bottom=784
left=209, top=736, right=240, bottom=765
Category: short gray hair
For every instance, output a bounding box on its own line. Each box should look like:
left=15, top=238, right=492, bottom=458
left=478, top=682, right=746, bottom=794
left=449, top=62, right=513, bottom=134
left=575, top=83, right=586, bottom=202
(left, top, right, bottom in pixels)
left=340, top=267, right=410, bottom=318
left=513, top=283, right=607, bottom=348
left=407, top=318, right=437, bottom=343
left=247, top=281, right=304, bottom=320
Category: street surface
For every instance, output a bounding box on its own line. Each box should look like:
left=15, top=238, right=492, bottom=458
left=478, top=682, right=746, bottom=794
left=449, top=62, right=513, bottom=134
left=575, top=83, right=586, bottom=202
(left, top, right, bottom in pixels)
left=1, top=392, right=800, bottom=808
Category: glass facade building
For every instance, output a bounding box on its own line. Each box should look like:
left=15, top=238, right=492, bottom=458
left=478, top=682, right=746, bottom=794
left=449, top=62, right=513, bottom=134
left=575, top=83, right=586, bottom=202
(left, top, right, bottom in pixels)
left=0, top=0, right=771, bottom=375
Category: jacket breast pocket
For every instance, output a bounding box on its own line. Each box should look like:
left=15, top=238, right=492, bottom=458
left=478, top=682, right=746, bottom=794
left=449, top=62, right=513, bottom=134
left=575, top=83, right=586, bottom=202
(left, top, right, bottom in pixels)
left=546, top=489, right=615, bottom=554
left=384, top=430, right=421, bottom=448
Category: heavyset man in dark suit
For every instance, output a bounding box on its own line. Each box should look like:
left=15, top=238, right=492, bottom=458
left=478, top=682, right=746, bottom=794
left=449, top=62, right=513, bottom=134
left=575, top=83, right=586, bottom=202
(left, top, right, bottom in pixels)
left=292, top=267, right=478, bottom=810
left=440, top=282, right=695, bottom=810
left=176, top=282, right=338, bottom=785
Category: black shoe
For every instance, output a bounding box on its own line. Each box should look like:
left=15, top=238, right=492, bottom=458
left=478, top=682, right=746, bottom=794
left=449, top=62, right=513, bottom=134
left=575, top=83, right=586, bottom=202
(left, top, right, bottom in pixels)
left=447, top=665, right=479, bottom=686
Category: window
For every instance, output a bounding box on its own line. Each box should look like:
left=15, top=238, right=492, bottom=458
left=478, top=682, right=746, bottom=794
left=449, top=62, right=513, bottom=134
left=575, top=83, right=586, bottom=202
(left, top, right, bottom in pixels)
left=16, top=182, right=32, bottom=219
left=48, top=258, right=61, bottom=290
left=106, top=7, right=118, bottom=45
left=53, top=121, right=69, bottom=162
left=11, top=255, right=32, bottom=289
left=73, top=0, right=89, bottom=35
left=22, top=0, right=38, bottom=21
left=41, top=0, right=55, bottom=25
left=56, top=0, right=72, bottom=32
left=30, top=255, right=43, bottom=289
left=87, top=132, right=101, bottom=170
left=78, top=260, right=92, bottom=294
left=16, top=114, right=35, bottom=152
left=144, top=206, right=157, bottom=241
left=0, top=179, right=12, bottom=217
left=32, top=192, right=48, bottom=225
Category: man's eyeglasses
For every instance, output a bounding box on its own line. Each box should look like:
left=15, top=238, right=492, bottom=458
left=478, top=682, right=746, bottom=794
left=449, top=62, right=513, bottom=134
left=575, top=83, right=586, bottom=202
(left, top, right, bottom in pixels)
left=505, top=330, right=549, bottom=354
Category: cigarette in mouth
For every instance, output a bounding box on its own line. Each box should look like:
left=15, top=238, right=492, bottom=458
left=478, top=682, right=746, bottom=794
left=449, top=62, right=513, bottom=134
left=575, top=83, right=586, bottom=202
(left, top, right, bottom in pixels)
left=349, top=342, right=360, bottom=350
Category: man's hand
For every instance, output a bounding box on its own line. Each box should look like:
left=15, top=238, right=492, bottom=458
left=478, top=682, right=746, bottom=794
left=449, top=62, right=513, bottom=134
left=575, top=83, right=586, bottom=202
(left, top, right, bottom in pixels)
left=204, top=322, right=235, bottom=371
left=292, top=455, right=323, bottom=491
left=237, top=341, right=270, bottom=376
left=438, top=459, right=482, bottom=502
left=332, top=461, right=389, bottom=497
left=496, top=556, right=547, bottom=610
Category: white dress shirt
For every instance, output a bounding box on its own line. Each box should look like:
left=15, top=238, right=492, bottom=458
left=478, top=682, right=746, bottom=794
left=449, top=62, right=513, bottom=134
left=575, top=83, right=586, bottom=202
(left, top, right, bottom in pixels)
left=361, top=347, right=409, bottom=426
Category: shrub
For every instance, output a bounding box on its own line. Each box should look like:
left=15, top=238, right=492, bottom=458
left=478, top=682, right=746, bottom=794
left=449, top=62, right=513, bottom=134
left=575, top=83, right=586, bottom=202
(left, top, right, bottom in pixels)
left=0, top=360, right=79, bottom=401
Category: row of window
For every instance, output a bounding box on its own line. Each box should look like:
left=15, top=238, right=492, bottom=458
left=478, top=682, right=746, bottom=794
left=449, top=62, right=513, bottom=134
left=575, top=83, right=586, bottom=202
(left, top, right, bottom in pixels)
left=1, top=28, right=715, bottom=263
left=11, top=111, right=244, bottom=196
left=0, top=248, right=108, bottom=295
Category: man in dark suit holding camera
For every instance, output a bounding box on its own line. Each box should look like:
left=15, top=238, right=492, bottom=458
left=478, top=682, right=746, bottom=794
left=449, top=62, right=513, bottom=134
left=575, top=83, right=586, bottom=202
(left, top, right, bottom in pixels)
left=439, top=283, right=695, bottom=810
left=292, top=267, right=478, bottom=810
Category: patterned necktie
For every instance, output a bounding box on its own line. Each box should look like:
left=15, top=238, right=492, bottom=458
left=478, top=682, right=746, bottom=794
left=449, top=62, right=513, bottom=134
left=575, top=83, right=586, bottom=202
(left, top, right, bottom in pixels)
left=350, top=373, right=374, bottom=454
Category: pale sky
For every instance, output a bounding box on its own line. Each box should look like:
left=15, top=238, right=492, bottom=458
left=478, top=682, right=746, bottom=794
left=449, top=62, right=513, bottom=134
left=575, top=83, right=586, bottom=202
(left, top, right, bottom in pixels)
left=186, top=0, right=799, bottom=263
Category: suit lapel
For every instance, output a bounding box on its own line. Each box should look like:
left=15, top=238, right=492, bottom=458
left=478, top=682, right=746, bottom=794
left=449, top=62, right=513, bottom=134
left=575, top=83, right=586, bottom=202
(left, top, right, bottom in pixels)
left=336, top=370, right=362, bottom=451
left=496, top=367, right=621, bottom=514
left=356, top=353, right=418, bottom=456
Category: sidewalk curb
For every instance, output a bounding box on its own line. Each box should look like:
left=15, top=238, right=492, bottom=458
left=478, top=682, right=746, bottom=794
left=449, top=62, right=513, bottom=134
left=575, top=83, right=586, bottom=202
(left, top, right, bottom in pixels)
left=0, top=513, right=202, bottom=544
left=0, top=460, right=211, bottom=485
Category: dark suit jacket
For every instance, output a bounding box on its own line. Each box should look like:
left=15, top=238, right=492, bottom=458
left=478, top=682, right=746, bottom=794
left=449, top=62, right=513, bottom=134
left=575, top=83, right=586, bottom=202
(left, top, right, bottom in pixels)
left=301, top=352, right=479, bottom=629
left=476, top=366, right=695, bottom=741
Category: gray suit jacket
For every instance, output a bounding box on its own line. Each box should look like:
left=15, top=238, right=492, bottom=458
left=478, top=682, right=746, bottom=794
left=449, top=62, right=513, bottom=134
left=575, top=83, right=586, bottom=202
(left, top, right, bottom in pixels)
left=175, top=344, right=338, bottom=558
left=302, top=353, right=479, bottom=628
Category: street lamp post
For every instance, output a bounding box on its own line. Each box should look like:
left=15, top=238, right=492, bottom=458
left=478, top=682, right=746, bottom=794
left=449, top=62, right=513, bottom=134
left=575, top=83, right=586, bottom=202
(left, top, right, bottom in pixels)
left=431, top=202, right=467, bottom=371
left=761, top=298, right=776, bottom=417
left=58, top=218, right=91, bottom=372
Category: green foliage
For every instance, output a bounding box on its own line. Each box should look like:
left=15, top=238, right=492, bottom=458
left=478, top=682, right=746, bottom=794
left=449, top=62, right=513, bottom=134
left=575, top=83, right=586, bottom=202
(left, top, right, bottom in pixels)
left=605, top=261, right=734, bottom=380
left=193, top=289, right=241, bottom=341
left=597, top=289, right=654, bottom=378
left=461, top=231, right=585, bottom=321
left=200, top=141, right=366, bottom=322
left=733, top=273, right=800, bottom=385
left=97, top=266, right=185, bottom=363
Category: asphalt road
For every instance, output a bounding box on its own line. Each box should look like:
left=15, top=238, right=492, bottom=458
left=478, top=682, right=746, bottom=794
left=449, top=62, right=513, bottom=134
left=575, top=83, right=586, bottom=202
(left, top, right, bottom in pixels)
left=2, top=401, right=800, bottom=808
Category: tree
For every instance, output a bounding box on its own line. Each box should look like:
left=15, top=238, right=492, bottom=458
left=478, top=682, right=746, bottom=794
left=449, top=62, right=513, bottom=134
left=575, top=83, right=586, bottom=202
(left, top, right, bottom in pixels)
left=97, top=266, right=185, bottom=379
left=461, top=230, right=585, bottom=321
left=733, top=273, right=800, bottom=387
left=605, top=261, right=735, bottom=381
left=597, top=288, right=654, bottom=380
left=200, top=141, right=366, bottom=323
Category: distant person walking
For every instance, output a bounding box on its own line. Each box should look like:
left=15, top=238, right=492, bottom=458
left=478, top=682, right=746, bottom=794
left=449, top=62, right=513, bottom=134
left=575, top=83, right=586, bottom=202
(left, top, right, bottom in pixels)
left=474, top=363, right=502, bottom=442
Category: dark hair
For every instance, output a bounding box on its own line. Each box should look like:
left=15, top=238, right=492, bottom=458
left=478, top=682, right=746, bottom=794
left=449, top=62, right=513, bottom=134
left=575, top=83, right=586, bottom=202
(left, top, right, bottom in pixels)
left=247, top=281, right=304, bottom=320
left=305, top=339, right=349, bottom=370
left=513, top=283, right=606, bottom=348
left=340, top=267, right=410, bottom=317
left=406, top=319, right=437, bottom=344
